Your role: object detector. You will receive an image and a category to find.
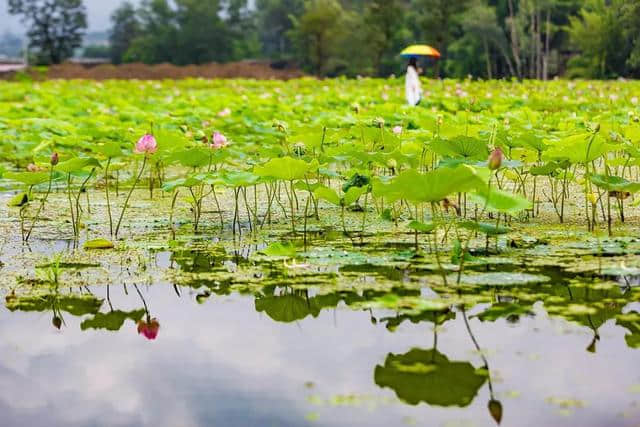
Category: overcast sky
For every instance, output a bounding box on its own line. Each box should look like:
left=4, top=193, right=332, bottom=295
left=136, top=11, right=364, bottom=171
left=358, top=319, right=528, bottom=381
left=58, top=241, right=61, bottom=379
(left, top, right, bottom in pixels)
left=0, top=0, right=140, bottom=34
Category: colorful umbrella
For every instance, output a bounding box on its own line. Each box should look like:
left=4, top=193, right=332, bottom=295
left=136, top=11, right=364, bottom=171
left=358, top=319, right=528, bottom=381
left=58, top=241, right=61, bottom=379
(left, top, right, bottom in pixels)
left=400, top=44, right=441, bottom=59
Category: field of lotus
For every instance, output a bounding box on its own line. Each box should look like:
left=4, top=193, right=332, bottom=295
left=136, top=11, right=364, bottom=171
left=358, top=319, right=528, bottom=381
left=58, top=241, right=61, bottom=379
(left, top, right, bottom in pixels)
left=0, top=77, right=639, bottom=427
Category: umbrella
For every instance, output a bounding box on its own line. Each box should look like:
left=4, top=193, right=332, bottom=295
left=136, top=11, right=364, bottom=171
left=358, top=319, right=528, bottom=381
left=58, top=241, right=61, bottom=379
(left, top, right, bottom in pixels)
left=400, top=44, right=441, bottom=59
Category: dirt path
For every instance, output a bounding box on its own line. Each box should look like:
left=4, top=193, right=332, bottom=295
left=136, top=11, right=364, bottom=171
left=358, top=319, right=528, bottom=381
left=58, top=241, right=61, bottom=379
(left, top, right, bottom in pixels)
left=1, top=60, right=305, bottom=80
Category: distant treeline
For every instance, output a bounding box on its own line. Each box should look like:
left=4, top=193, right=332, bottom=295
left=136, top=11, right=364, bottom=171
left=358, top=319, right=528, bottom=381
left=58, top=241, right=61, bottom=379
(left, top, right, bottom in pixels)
left=8, top=0, right=640, bottom=79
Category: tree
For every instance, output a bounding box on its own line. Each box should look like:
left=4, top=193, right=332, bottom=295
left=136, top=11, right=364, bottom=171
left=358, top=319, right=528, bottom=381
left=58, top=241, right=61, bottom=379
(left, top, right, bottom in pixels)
left=412, top=0, right=470, bottom=77
left=256, top=0, right=305, bottom=59
left=124, top=0, right=178, bottom=64
left=173, top=0, right=231, bottom=64
left=364, top=0, right=404, bottom=76
left=8, top=0, right=87, bottom=65
left=289, top=0, right=347, bottom=75
left=568, top=0, right=629, bottom=78
left=109, top=1, right=140, bottom=64
left=225, top=0, right=261, bottom=59
left=622, top=1, right=640, bottom=75
left=454, top=1, right=515, bottom=79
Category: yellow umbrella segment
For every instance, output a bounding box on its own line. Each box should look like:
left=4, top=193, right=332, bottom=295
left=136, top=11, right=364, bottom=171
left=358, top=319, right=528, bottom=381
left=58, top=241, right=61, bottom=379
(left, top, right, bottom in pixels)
left=400, top=44, right=441, bottom=59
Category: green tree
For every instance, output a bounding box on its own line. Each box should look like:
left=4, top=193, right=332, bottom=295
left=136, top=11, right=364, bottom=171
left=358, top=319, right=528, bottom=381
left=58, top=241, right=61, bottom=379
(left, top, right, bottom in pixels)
left=363, top=0, right=404, bottom=76
left=289, top=0, right=347, bottom=75
left=8, top=0, right=87, bottom=65
left=412, top=0, right=470, bottom=76
left=256, top=0, right=305, bottom=59
left=622, top=1, right=640, bottom=75
left=568, top=0, right=629, bottom=78
left=225, top=0, right=261, bottom=59
left=124, top=0, right=177, bottom=64
left=449, top=1, right=515, bottom=78
left=173, top=0, right=231, bottom=64
left=109, top=1, right=140, bottom=64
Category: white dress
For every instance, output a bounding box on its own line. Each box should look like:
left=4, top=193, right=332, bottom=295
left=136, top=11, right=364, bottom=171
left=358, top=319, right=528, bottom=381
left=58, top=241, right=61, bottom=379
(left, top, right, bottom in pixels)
left=405, top=65, right=422, bottom=106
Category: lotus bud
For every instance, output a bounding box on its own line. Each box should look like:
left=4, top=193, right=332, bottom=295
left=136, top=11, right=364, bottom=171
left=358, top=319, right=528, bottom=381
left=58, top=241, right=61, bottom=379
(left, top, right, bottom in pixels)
left=488, top=399, right=503, bottom=424
left=50, top=152, right=59, bottom=166
left=373, top=117, right=385, bottom=128
left=137, top=318, right=160, bottom=340
left=488, top=148, right=503, bottom=171
left=437, top=115, right=443, bottom=126
left=593, top=123, right=600, bottom=132
left=52, top=316, right=62, bottom=330
left=134, top=134, right=158, bottom=155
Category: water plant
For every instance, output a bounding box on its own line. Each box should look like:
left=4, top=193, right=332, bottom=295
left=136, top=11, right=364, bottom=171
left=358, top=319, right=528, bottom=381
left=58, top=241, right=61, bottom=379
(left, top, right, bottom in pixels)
left=114, top=134, right=157, bottom=238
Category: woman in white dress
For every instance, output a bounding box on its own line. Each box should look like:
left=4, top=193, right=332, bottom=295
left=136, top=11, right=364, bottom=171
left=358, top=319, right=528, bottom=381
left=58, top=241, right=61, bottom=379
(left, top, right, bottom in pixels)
left=405, top=57, right=422, bottom=106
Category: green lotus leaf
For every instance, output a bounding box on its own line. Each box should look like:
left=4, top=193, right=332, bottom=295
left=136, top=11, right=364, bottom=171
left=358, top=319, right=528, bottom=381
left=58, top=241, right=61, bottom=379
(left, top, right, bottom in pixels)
left=430, top=136, right=488, bottom=161
left=254, top=157, right=319, bottom=181
left=343, top=185, right=367, bottom=206
left=7, top=192, right=29, bottom=207
left=5, top=171, right=52, bottom=186
left=259, top=242, right=297, bottom=258
left=56, top=157, right=102, bottom=173
left=6, top=293, right=103, bottom=316
left=543, top=133, right=610, bottom=164
left=94, top=141, right=123, bottom=158
left=314, top=186, right=341, bottom=206
left=372, top=165, right=486, bottom=203
left=80, top=309, right=146, bottom=331
left=408, top=221, right=436, bottom=233
left=255, top=294, right=320, bottom=323
left=374, top=348, right=487, bottom=407
left=470, top=188, right=532, bottom=215
left=169, top=147, right=212, bottom=168
left=590, top=174, right=640, bottom=193
left=83, top=239, right=115, bottom=250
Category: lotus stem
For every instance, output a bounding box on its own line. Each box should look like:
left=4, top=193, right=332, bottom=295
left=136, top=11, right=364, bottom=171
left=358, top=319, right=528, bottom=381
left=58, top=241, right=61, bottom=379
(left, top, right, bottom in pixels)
left=114, top=156, right=147, bottom=238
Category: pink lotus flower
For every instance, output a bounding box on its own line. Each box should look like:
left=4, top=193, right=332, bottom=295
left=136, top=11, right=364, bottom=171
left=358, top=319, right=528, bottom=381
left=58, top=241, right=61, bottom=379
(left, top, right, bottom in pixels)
left=50, top=152, right=59, bottom=166
left=134, top=134, right=158, bottom=155
left=210, top=131, right=228, bottom=150
left=392, top=126, right=402, bottom=135
left=217, top=108, right=231, bottom=117
left=137, top=318, right=160, bottom=340
left=27, top=163, right=41, bottom=172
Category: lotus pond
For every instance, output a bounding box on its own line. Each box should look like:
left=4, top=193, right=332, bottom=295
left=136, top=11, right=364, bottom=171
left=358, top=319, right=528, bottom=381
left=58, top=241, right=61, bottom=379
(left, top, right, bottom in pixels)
left=1, top=78, right=640, bottom=426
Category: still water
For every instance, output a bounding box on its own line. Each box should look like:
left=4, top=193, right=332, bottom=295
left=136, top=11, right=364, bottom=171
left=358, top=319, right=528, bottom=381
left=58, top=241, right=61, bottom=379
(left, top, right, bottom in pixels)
left=0, top=194, right=639, bottom=427
left=0, top=246, right=639, bottom=427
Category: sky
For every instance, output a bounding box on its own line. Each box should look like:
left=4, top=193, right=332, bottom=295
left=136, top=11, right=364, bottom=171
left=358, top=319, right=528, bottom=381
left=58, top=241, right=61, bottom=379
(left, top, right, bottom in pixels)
left=0, top=0, right=141, bottom=34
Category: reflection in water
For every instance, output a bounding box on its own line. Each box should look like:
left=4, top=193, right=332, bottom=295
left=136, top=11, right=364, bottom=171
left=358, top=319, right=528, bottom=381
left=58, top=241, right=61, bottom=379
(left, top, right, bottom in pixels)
left=134, top=283, right=161, bottom=340
left=374, top=348, right=487, bottom=407
left=1, top=241, right=640, bottom=426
